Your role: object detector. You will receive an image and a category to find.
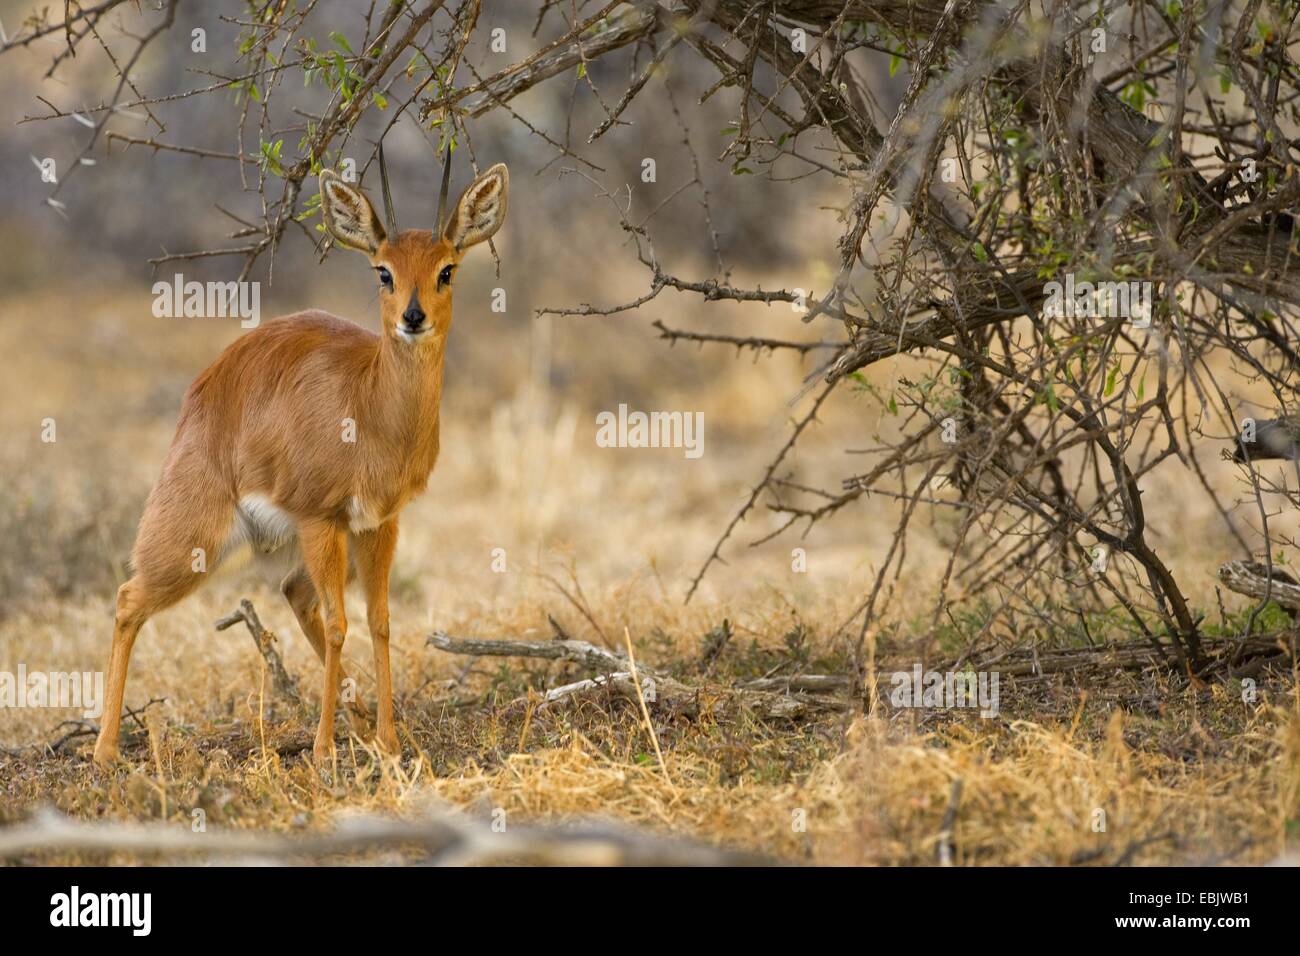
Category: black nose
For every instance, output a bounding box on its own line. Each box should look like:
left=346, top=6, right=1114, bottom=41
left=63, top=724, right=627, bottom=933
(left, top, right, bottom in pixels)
left=402, top=307, right=426, bottom=329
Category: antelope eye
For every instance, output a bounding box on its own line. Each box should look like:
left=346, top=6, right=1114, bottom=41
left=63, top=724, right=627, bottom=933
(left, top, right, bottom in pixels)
left=376, top=266, right=393, bottom=290
left=438, top=264, right=454, bottom=289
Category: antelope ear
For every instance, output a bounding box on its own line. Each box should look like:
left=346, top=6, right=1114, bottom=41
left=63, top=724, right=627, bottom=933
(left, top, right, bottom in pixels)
left=443, top=163, right=508, bottom=250
left=319, top=169, right=386, bottom=254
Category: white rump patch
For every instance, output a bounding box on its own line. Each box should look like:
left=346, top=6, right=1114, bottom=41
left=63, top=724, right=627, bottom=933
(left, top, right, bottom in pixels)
left=208, top=494, right=300, bottom=582
left=232, top=494, right=297, bottom=555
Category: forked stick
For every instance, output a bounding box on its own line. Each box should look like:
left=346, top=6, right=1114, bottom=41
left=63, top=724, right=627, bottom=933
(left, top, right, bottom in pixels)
left=216, top=599, right=301, bottom=705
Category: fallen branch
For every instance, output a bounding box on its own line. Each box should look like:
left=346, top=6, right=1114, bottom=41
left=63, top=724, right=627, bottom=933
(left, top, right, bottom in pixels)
left=939, top=634, right=1290, bottom=680
left=0, top=807, right=771, bottom=866
left=1218, top=560, right=1300, bottom=611
left=530, top=669, right=834, bottom=721
left=540, top=671, right=648, bottom=707
left=428, top=631, right=845, bottom=720
left=216, top=600, right=301, bottom=705
left=427, top=630, right=652, bottom=674
left=738, top=675, right=852, bottom=693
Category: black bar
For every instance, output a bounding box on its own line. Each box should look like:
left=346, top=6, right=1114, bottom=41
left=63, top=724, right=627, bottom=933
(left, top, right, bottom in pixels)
left=0, top=865, right=1281, bottom=941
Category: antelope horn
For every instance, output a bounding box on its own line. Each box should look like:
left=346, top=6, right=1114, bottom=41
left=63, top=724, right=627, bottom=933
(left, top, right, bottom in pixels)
left=378, top=142, right=398, bottom=234
left=435, top=143, right=452, bottom=234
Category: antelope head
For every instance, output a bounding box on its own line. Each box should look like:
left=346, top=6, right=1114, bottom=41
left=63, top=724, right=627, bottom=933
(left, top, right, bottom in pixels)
left=317, top=153, right=508, bottom=344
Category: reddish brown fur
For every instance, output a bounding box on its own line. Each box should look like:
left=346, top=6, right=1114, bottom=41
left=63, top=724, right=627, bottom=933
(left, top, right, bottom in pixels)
left=93, top=166, right=507, bottom=769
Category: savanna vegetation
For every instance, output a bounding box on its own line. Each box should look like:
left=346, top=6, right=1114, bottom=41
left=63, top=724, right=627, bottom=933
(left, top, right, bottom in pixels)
left=1, top=0, right=1299, bottom=865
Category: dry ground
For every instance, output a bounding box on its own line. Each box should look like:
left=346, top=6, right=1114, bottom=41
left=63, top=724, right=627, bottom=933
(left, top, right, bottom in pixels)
left=2, top=279, right=1298, bottom=865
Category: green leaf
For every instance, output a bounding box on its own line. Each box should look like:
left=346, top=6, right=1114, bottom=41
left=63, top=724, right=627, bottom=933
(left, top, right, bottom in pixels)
left=329, top=31, right=354, bottom=55
left=889, top=52, right=901, bottom=77
left=259, top=138, right=286, bottom=176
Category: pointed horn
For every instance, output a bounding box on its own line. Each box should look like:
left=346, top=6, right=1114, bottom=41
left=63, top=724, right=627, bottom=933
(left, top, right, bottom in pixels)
left=378, top=142, right=398, bottom=234
left=435, top=143, right=452, bottom=234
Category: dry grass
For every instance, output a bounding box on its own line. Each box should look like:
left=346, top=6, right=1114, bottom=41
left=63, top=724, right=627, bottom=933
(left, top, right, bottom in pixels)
left=3, top=663, right=1297, bottom=865
left=2, top=282, right=1298, bottom=865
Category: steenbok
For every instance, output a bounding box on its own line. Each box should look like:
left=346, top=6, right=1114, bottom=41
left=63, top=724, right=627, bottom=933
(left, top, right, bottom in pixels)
left=92, top=156, right=508, bottom=768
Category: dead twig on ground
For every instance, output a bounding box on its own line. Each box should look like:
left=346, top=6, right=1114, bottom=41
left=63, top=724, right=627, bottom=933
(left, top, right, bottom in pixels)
left=427, top=630, right=847, bottom=720
left=428, top=629, right=648, bottom=674
left=216, top=599, right=301, bottom=706
left=1218, top=561, right=1300, bottom=611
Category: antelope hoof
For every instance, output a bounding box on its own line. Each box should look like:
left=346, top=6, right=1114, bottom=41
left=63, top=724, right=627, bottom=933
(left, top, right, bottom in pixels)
left=312, top=736, right=335, bottom=771
left=91, top=744, right=123, bottom=769
left=376, top=726, right=399, bottom=755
